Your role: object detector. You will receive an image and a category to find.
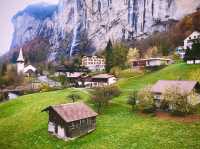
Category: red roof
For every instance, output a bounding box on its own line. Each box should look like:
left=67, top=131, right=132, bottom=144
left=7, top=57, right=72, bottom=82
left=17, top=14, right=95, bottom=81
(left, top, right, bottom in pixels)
left=151, top=80, right=198, bottom=94
left=50, top=102, right=98, bottom=123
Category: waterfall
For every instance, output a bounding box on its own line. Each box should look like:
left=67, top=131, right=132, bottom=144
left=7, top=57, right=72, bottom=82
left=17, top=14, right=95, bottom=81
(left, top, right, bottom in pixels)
left=69, top=0, right=86, bottom=56
left=128, top=0, right=138, bottom=33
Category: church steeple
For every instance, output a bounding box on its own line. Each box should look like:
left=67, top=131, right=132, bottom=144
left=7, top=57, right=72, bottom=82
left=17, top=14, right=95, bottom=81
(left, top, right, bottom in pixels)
left=17, top=48, right=25, bottom=74
left=17, top=48, right=24, bottom=62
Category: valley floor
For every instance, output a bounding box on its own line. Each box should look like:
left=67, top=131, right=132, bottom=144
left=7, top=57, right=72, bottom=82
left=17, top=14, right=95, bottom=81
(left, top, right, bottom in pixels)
left=1, top=63, right=200, bottom=149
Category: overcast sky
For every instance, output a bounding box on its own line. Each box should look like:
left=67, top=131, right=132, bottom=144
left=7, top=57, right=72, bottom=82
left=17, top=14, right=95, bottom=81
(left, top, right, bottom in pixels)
left=0, top=0, right=59, bottom=56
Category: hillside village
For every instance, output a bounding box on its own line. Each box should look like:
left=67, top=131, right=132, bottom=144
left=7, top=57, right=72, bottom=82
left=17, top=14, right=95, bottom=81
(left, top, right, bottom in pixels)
left=0, top=7, right=200, bottom=149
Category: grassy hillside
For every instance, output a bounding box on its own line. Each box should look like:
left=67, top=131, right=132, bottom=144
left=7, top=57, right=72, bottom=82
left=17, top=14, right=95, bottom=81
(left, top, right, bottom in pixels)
left=118, top=63, right=200, bottom=91
left=1, top=63, right=200, bottom=149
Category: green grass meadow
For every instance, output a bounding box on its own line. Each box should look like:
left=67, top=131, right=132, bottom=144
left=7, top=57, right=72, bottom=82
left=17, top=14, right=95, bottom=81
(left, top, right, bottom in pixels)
left=1, top=63, right=200, bottom=149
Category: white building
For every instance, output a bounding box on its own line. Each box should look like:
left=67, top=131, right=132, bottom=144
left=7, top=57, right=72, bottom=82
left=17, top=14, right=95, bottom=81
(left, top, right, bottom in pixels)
left=175, top=46, right=185, bottom=59
left=23, top=65, right=37, bottom=74
left=132, top=58, right=172, bottom=68
left=82, top=56, right=105, bottom=72
left=87, top=74, right=117, bottom=87
left=66, top=72, right=84, bottom=78
left=184, top=31, right=200, bottom=49
left=16, top=48, right=37, bottom=76
left=186, top=60, right=200, bottom=65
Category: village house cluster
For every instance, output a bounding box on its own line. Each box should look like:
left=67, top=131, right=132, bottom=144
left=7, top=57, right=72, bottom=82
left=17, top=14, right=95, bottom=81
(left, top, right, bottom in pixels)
left=10, top=34, right=200, bottom=142
left=55, top=56, right=116, bottom=88
left=131, top=31, right=200, bottom=69
left=56, top=71, right=117, bottom=88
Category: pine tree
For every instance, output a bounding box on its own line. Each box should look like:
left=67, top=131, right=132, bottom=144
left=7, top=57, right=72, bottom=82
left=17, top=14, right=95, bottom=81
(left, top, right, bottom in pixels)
left=184, top=39, right=200, bottom=62
left=184, top=48, right=192, bottom=61
left=105, top=40, right=113, bottom=73
left=192, top=40, right=200, bottom=60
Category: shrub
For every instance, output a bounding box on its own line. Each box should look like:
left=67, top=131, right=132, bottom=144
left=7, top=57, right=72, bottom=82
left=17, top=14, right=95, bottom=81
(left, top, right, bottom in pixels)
left=110, top=67, right=121, bottom=77
left=40, top=84, right=55, bottom=92
left=2, top=65, right=24, bottom=86
left=127, top=91, right=138, bottom=112
left=163, top=87, right=198, bottom=116
left=173, top=52, right=182, bottom=63
left=58, top=76, right=69, bottom=87
left=170, top=98, right=196, bottom=116
left=67, top=92, right=81, bottom=103
left=137, top=86, right=156, bottom=113
left=0, top=93, right=6, bottom=102
left=189, top=69, right=200, bottom=82
left=160, top=99, right=170, bottom=111
left=106, top=85, right=121, bottom=97
left=91, top=85, right=121, bottom=113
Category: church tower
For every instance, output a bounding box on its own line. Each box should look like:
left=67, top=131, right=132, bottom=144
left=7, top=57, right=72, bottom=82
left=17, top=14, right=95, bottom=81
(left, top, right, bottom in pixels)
left=17, top=48, right=25, bottom=74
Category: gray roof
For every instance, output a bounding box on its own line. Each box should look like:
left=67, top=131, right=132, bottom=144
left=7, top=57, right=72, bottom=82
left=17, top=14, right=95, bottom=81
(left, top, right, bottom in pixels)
left=50, top=102, right=98, bottom=123
left=151, top=80, right=198, bottom=94
left=92, top=74, right=115, bottom=79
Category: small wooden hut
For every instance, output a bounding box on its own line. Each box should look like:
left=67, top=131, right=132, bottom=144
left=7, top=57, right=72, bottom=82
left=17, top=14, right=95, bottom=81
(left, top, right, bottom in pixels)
left=43, top=102, right=98, bottom=140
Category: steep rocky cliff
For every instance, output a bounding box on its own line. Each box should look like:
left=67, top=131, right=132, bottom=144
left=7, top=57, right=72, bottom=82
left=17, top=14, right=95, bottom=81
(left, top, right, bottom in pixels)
left=10, top=0, right=200, bottom=61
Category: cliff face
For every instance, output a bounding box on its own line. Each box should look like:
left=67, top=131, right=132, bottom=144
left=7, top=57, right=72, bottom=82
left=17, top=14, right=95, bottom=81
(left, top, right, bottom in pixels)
left=11, top=3, right=56, bottom=49
left=10, top=0, right=200, bottom=60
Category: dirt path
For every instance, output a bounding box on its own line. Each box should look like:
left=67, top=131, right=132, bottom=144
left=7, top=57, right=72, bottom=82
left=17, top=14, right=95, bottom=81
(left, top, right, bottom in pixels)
left=155, top=111, right=200, bottom=123
left=139, top=111, right=200, bottom=123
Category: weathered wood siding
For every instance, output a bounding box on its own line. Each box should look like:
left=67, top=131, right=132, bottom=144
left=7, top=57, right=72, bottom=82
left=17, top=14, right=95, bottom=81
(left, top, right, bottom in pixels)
left=67, top=117, right=96, bottom=138
left=48, top=108, right=96, bottom=138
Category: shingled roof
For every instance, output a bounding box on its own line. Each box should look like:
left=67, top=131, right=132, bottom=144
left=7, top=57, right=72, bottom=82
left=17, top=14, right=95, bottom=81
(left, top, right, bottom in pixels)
left=151, top=80, right=199, bottom=94
left=47, top=102, right=98, bottom=123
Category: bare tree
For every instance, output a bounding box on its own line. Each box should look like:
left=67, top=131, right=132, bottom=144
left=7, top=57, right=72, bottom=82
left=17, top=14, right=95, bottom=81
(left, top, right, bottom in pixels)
left=163, top=87, right=198, bottom=116
left=91, top=85, right=121, bottom=113
left=137, top=85, right=155, bottom=113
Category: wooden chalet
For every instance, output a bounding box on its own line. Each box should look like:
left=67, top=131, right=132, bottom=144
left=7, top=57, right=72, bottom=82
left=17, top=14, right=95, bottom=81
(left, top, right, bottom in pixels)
left=89, top=74, right=117, bottom=87
left=65, top=72, right=86, bottom=87
left=151, top=80, right=200, bottom=107
left=43, top=102, right=98, bottom=140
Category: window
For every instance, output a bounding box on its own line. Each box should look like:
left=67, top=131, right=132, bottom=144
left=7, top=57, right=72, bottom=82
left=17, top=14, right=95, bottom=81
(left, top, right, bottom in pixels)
left=69, top=122, right=75, bottom=129
left=81, top=119, right=86, bottom=124
left=87, top=119, right=91, bottom=125
left=76, top=122, right=80, bottom=128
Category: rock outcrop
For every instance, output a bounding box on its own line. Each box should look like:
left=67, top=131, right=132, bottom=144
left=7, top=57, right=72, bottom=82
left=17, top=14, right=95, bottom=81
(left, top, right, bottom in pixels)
left=10, top=0, right=200, bottom=60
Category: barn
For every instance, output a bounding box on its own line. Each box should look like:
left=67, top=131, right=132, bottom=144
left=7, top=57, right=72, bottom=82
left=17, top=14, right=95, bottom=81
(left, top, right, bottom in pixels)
left=43, top=102, right=98, bottom=140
